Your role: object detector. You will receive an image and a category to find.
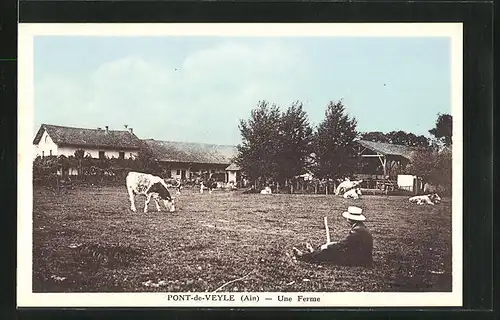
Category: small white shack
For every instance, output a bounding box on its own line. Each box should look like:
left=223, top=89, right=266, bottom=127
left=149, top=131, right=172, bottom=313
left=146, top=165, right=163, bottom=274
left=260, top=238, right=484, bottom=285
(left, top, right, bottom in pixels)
left=397, top=174, right=422, bottom=193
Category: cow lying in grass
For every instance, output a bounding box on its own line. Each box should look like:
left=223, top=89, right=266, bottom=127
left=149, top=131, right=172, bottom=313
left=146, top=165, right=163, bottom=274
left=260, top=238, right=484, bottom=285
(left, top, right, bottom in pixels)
left=126, top=172, right=175, bottom=213
left=343, top=188, right=362, bottom=199
left=260, top=186, right=272, bottom=194
left=335, top=179, right=363, bottom=195
left=408, top=193, right=441, bottom=205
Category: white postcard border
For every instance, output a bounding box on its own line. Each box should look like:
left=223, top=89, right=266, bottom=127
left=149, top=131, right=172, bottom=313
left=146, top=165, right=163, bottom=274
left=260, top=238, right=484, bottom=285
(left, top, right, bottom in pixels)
left=17, top=23, right=463, bottom=308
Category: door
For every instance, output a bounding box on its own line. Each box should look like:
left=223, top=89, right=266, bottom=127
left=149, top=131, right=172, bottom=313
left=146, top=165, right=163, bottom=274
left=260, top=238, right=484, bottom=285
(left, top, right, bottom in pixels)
left=181, top=170, right=186, bottom=180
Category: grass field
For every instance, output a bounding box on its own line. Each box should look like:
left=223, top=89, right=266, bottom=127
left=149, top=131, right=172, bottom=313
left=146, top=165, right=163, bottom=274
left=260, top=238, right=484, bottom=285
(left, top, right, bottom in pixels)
left=32, top=185, right=452, bottom=293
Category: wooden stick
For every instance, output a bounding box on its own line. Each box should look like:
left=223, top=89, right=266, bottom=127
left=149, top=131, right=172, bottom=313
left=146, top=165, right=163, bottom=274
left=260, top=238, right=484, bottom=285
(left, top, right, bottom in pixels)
left=213, top=270, right=255, bottom=293
left=324, top=216, right=331, bottom=243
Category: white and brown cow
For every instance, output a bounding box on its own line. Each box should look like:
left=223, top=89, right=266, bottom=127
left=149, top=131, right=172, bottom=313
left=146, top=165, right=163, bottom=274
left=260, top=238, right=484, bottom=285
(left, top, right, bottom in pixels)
left=343, top=187, right=362, bottom=199
left=200, top=178, right=217, bottom=194
left=335, top=179, right=363, bottom=195
left=409, top=193, right=441, bottom=205
left=126, top=172, right=175, bottom=213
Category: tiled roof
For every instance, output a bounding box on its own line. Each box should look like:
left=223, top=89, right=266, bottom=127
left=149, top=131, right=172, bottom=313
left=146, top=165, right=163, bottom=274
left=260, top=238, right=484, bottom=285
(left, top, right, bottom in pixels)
left=33, top=124, right=142, bottom=149
left=143, top=139, right=238, bottom=165
left=357, top=139, right=416, bottom=160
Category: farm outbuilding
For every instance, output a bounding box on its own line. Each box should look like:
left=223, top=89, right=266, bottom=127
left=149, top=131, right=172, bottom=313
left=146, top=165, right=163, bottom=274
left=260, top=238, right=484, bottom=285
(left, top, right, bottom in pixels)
left=356, top=139, right=417, bottom=177
left=356, top=140, right=419, bottom=192
left=225, top=162, right=241, bottom=185
left=142, top=139, right=238, bottom=182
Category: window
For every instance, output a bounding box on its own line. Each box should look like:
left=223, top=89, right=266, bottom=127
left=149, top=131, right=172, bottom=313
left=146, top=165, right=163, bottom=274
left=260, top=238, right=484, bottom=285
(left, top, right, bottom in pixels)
left=119, top=152, right=125, bottom=159
left=176, top=170, right=180, bottom=175
left=42, top=151, right=44, bottom=157
left=44, top=135, right=49, bottom=143
left=130, top=153, right=133, bottom=159
left=99, top=151, right=105, bottom=159
left=49, top=150, right=52, bottom=156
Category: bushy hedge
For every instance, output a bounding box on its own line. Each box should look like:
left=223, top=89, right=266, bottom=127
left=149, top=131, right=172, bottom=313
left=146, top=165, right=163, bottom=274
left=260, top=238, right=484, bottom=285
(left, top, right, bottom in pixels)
left=33, top=155, right=171, bottom=187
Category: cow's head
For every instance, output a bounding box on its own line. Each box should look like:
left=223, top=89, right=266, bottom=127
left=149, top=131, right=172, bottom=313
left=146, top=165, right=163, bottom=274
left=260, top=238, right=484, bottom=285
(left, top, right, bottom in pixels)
left=430, top=193, right=441, bottom=203
left=164, top=197, right=175, bottom=212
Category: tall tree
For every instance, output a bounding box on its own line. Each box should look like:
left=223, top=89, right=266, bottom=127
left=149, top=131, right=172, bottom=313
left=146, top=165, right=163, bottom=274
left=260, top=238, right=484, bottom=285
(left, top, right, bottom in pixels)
left=386, top=131, right=430, bottom=148
left=277, top=101, right=314, bottom=187
left=313, top=100, right=358, bottom=182
left=405, top=147, right=452, bottom=195
left=360, top=130, right=429, bottom=148
left=429, top=113, right=453, bottom=147
left=359, top=131, right=389, bottom=143
left=235, top=101, right=282, bottom=184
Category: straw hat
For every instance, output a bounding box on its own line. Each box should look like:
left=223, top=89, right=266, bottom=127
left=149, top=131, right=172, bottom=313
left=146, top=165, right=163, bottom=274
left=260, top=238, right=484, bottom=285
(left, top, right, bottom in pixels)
left=342, top=206, right=366, bottom=221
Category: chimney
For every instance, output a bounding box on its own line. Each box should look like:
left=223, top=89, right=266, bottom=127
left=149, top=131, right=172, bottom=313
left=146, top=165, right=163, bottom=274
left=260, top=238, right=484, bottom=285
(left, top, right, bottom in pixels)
left=105, top=126, right=109, bottom=134
left=129, top=128, right=133, bottom=134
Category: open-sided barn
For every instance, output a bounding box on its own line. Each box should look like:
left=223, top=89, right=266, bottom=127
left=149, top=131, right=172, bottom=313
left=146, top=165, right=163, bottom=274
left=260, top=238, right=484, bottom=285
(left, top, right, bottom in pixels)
left=356, top=140, right=421, bottom=192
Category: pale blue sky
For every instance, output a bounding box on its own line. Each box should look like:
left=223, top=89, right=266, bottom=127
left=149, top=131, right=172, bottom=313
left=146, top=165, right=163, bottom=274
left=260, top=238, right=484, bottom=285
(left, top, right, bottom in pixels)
left=34, top=36, right=451, bottom=145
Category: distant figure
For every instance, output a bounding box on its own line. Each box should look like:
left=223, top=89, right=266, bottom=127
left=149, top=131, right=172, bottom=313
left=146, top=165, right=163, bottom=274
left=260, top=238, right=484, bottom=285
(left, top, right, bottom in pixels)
left=292, top=206, right=373, bottom=266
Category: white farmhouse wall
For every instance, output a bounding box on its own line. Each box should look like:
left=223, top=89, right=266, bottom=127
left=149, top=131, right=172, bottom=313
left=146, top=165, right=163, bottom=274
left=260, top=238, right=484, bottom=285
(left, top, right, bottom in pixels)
left=227, top=170, right=237, bottom=183
left=170, top=167, right=191, bottom=180
left=58, top=146, right=137, bottom=159
left=35, top=130, right=58, bottom=157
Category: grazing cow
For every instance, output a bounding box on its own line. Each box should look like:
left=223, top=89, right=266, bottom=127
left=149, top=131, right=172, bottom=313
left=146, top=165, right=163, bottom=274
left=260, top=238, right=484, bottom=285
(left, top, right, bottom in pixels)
left=126, top=172, right=175, bottom=213
left=200, top=179, right=217, bottom=194
left=260, top=186, right=272, bottom=194
left=409, top=193, right=441, bottom=205
left=343, top=188, right=362, bottom=199
left=164, top=178, right=182, bottom=195
left=335, top=179, right=363, bottom=195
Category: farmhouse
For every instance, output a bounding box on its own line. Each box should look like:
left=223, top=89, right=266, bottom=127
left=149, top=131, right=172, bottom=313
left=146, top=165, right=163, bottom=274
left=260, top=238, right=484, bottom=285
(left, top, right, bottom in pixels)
left=142, top=139, right=238, bottom=182
left=33, top=124, right=142, bottom=161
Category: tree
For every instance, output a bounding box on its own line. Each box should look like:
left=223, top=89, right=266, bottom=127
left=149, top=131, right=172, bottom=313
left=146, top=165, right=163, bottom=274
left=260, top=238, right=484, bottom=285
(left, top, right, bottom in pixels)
left=360, top=130, right=430, bottom=148
left=313, top=100, right=359, bottom=186
left=235, top=101, right=282, bottom=186
left=405, top=147, right=452, bottom=195
left=429, top=113, right=452, bottom=147
left=385, top=131, right=430, bottom=148
left=359, top=131, right=389, bottom=143
left=135, top=142, right=168, bottom=177
left=277, top=101, right=314, bottom=188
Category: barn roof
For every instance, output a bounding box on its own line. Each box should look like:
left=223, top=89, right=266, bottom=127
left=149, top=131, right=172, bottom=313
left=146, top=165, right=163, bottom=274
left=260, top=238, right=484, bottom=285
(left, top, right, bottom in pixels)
left=33, top=124, right=142, bottom=150
left=357, top=139, right=416, bottom=160
left=225, top=163, right=241, bottom=171
left=143, top=139, right=238, bottom=165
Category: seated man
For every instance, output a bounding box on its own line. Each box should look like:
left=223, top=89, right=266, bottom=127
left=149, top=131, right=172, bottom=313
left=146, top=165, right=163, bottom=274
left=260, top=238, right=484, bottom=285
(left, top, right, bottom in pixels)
left=292, top=206, right=373, bottom=267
